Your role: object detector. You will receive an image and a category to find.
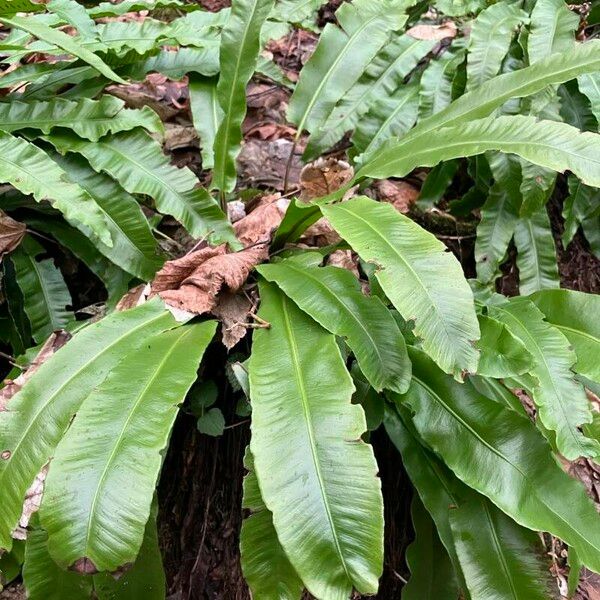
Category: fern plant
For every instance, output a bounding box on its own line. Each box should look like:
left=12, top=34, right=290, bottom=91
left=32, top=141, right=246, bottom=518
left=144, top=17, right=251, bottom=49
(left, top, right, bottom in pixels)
left=1, top=0, right=600, bottom=598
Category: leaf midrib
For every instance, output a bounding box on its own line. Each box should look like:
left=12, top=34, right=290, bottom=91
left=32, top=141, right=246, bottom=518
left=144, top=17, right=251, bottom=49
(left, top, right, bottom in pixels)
left=280, top=294, right=351, bottom=583
left=84, top=326, right=193, bottom=562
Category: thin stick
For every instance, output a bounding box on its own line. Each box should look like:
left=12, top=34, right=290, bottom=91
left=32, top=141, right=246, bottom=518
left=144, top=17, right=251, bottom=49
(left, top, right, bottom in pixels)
left=283, top=138, right=298, bottom=194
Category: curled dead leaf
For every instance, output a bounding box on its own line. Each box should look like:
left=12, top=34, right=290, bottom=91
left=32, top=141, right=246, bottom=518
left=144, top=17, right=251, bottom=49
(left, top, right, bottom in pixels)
left=299, top=158, right=354, bottom=201
left=234, top=193, right=289, bottom=249
left=212, top=292, right=252, bottom=350
left=115, top=283, right=149, bottom=312
left=327, top=249, right=360, bottom=278
left=0, top=210, right=26, bottom=257
left=152, top=245, right=264, bottom=314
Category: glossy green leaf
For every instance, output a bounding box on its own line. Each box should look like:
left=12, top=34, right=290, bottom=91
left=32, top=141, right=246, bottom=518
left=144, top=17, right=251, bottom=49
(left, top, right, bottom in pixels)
left=189, top=74, right=222, bottom=170
left=47, top=0, right=97, bottom=41
left=436, top=0, right=484, bottom=16
left=518, top=160, right=556, bottom=217
left=578, top=72, right=600, bottom=124
left=404, top=40, right=600, bottom=139
left=357, top=115, right=600, bottom=188
left=0, top=15, right=125, bottom=83
left=352, top=79, right=420, bottom=159
left=249, top=281, right=383, bottom=599
left=87, top=0, right=201, bottom=17
left=489, top=297, right=600, bottom=460
left=305, top=35, right=434, bottom=158
left=418, top=42, right=465, bottom=119
left=530, top=289, right=600, bottom=383
left=257, top=257, right=411, bottom=393
left=0, top=96, right=161, bottom=141
left=476, top=314, right=534, bottom=378
left=0, top=0, right=44, bottom=16
left=322, top=196, right=480, bottom=379
left=558, top=80, right=597, bottom=132
left=93, top=498, right=166, bottom=600
left=197, top=408, right=225, bottom=436
left=466, top=2, right=527, bottom=91
left=394, top=346, right=600, bottom=573
left=402, top=494, right=459, bottom=600
left=240, top=449, right=303, bottom=600
left=288, top=0, right=407, bottom=137
left=45, top=129, right=237, bottom=247
left=41, top=322, right=215, bottom=571
left=0, top=540, right=24, bottom=586
left=527, top=0, right=578, bottom=64
left=449, top=490, right=552, bottom=600
left=514, top=207, right=559, bottom=294
left=0, top=131, right=111, bottom=247
left=11, top=236, right=72, bottom=344
left=23, top=519, right=92, bottom=600
left=49, top=151, right=163, bottom=281
left=384, top=407, right=463, bottom=577
left=212, top=0, right=274, bottom=193
left=562, top=175, right=600, bottom=253
left=0, top=299, right=178, bottom=552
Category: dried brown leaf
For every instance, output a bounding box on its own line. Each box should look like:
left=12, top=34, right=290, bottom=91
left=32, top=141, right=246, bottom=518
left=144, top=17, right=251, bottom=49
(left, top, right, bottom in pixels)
left=152, top=246, right=264, bottom=314
left=406, top=22, right=457, bottom=40
left=12, top=465, right=48, bottom=541
left=327, top=249, right=360, bottom=278
left=115, top=283, right=149, bottom=312
left=374, top=179, right=419, bottom=214
left=212, top=292, right=252, bottom=349
left=0, top=210, right=26, bottom=257
left=233, top=194, right=289, bottom=249
left=299, top=158, right=354, bottom=201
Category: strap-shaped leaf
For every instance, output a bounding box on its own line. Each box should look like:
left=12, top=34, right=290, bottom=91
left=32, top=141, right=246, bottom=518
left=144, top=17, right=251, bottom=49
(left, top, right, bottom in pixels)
left=476, top=314, right=534, bottom=378
left=530, top=289, right=600, bottom=383
left=352, top=79, right=419, bottom=158
left=305, top=35, right=434, bottom=159
left=322, top=196, right=480, bottom=379
left=288, top=0, right=407, bottom=137
left=249, top=281, right=383, bottom=599
left=578, top=72, right=600, bottom=123
left=212, top=0, right=274, bottom=193
left=240, top=449, right=303, bottom=600
left=395, top=347, right=600, bottom=574
left=0, top=96, right=161, bottom=142
left=489, top=297, right=600, bottom=460
left=403, top=494, right=459, bottom=600
left=257, top=256, right=411, bottom=393
left=449, top=489, right=552, bottom=600
left=518, top=160, right=556, bottom=217
left=418, top=42, right=465, bottom=120
left=22, top=216, right=131, bottom=305
left=22, top=518, right=92, bottom=600
left=562, top=175, right=600, bottom=254
left=47, top=0, right=98, bottom=41
left=41, top=322, right=216, bottom=572
left=87, top=0, right=201, bottom=17
left=527, top=0, right=578, bottom=64
left=92, top=498, right=165, bottom=599
left=405, top=40, right=600, bottom=139
left=384, top=407, right=463, bottom=575
left=514, top=207, right=559, bottom=294
left=0, top=0, right=44, bottom=16
left=358, top=115, right=600, bottom=188
left=466, top=2, right=527, bottom=91
left=11, top=236, right=72, bottom=344
left=45, top=129, right=237, bottom=247
left=0, top=131, right=111, bottom=247
left=49, top=151, right=162, bottom=281
left=0, top=299, right=178, bottom=552
left=189, top=75, right=222, bottom=170
left=475, top=154, right=521, bottom=283
left=0, top=15, right=125, bottom=83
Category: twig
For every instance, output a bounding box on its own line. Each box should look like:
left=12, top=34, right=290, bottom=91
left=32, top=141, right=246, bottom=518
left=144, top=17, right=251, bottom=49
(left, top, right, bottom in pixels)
left=283, top=138, right=298, bottom=194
